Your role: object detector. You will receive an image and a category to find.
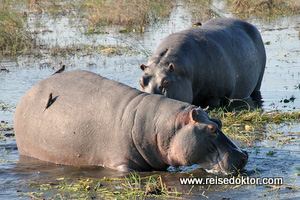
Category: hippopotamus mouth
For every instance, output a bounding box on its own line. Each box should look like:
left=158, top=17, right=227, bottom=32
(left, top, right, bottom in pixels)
left=197, top=130, right=248, bottom=174
left=209, top=150, right=248, bottom=175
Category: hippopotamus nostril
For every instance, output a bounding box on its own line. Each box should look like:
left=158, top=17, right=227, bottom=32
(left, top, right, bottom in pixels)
left=160, top=79, right=168, bottom=88
left=206, top=124, right=218, bottom=138
left=242, top=150, right=248, bottom=160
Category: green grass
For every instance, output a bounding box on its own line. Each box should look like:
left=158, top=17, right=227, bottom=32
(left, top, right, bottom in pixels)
left=210, top=109, right=299, bottom=124
left=209, top=109, right=300, bottom=142
left=24, top=173, right=183, bottom=199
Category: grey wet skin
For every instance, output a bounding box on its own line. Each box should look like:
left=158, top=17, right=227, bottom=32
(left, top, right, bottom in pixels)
left=139, top=18, right=266, bottom=108
left=14, top=70, right=247, bottom=173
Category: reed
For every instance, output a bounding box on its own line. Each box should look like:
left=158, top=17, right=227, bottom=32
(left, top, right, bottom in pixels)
left=0, top=5, right=34, bottom=56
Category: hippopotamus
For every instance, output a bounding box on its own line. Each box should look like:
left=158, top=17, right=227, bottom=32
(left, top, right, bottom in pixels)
left=14, top=70, right=248, bottom=174
left=139, top=18, right=266, bottom=108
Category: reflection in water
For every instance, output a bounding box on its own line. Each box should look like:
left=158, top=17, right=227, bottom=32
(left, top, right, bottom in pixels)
left=15, top=156, right=127, bottom=180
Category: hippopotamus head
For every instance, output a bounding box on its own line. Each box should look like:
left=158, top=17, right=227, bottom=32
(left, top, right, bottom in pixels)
left=139, top=62, right=193, bottom=103
left=165, top=108, right=248, bottom=174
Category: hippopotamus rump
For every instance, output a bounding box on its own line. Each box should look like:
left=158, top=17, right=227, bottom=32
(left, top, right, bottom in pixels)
left=139, top=18, right=266, bottom=108
left=14, top=70, right=248, bottom=174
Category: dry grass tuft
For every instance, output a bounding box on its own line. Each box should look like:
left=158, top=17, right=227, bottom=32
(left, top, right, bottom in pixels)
left=82, top=0, right=174, bottom=30
left=0, top=4, right=34, bottom=56
left=183, top=0, right=222, bottom=22
left=227, top=0, right=300, bottom=19
left=209, top=109, right=300, bottom=143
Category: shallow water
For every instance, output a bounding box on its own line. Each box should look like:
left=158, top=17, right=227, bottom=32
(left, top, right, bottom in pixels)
left=0, top=1, right=300, bottom=199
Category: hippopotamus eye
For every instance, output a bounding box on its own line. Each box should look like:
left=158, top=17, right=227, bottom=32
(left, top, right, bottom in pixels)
left=168, top=63, right=175, bottom=72
left=139, top=76, right=151, bottom=89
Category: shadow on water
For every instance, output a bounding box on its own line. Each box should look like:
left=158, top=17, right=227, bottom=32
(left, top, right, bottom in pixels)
left=15, top=156, right=127, bottom=180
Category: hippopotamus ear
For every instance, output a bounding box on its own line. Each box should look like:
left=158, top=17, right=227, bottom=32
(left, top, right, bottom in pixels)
left=168, top=63, right=175, bottom=72
left=140, top=64, right=147, bottom=71
left=189, top=109, right=198, bottom=122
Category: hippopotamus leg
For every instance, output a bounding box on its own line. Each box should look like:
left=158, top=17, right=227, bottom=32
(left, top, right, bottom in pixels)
left=193, top=97, right=222, bottom=109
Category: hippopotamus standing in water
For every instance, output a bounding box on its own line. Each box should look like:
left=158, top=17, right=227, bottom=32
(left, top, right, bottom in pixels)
left=139, top=18, right=266, bottom=108
left=14, top=70, right=248, bottom=174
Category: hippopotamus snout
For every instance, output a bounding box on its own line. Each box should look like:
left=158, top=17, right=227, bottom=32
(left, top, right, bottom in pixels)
left=139, top=65, right=194, bottom=103
left=215, top=149, right=248, bottom=174
left=204, top=130, right=248, bottom=174
left=139, top=69, right=170, bottom=96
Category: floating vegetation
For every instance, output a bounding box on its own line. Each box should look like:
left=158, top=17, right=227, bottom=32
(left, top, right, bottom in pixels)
left=209, top=109, right=300, bottom=143
left=48, top=44, right=140, bottom=57
left=0, top=100, right=15, bottom=112
left=0, top=121, right=13, bottom=132
left=0, top=100, right=15, bottom=137
left=84, top=27, right=109, bottom=35
left=266, top=150, right=277, bottom=156
left=0, top=119, right=14, bottom=140
left=24, top=173, right=183, bottom=199
left=280, top=96, right=296, bottom=103
left=210, top=109, right=299, bottom=127
left=264, top=41, right=271, bottom=45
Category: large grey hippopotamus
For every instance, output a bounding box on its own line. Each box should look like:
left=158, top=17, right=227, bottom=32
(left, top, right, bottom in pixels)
left=14, top=70, right=248, bottom=174
left=139, top=18, right=266, bottom=108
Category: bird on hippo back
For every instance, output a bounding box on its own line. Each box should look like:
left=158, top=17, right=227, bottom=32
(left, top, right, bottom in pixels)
left=139, top=18, right=266, bottom=109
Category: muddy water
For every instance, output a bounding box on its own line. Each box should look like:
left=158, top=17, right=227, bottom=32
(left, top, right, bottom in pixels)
left=0, top=2, right=299, bottom=199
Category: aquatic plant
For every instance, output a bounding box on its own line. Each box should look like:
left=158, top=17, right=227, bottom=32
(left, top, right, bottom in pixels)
left=80, top=0, right=174, bottom=31
left=183, top=0, right=223, bottom=22
left=227, top=0, right=300, bottom=19
left=0, top=6, right=34, bottom=56
left=0, top=100, right=16, bottom=112
left=49, top=43, right=140, bottom=57
left=209, top=109, right=300, bottom=142
left=24, top=173, right=182, bottom=199
left=210, top=109, right=299, bottom=124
